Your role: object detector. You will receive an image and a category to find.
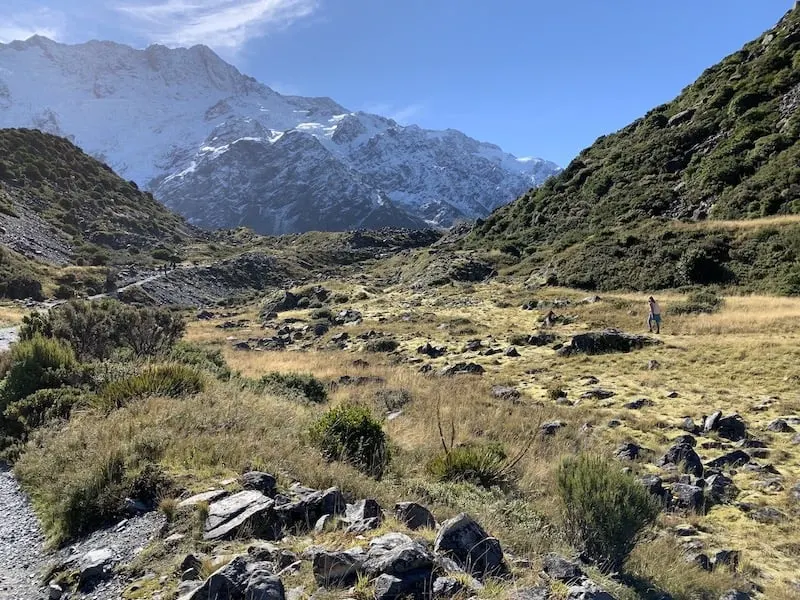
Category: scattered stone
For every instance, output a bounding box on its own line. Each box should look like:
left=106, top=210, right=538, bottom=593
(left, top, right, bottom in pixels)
left=674, top=524, right=698, bottom=537
left=558, top=329, right=661, bottom=356
left=615, top=443, right=645, bottom=461
left=373, top=570, right=432, bottom=600
left=312, top=549, right=364, bottom=587
left=394, top=502, right=436, bottom=530
left=440, top=362, right=485, bottom=377
left=346, top=498, right=383, bottom=523
left=345, top=517, right=382, bottom=534
left=624, top=398, right=653, bottom=410
left=182, top=568, right=200, bottom=581
left=78, top=548, right=115, bottom=588
left=241, top=472, right=277, bottom=497
left=541, top=421, right=567, bottom=435
left=659, top=442, right=704, bottom=477
left=331, top=332, right=349, bottom=344
left=681, top=417, right=700, bottom=434
left=719, top=591, right=751, bottom=600
left=706, top=450, right=750, bottom=470
left=714, top=550, right=740, bottom=571
left=706, top=473, right=738, bottom=505
left=363, top=540, right=434, bottom=576
left=647, top=359, right=661, bottom=370
left=688, top=553, right=712, bottom=571
left=542, top=553, right=584, bottom=583
left=417, top=342, right=446, bottom=358
left=749, top=506, right=786, bottom=524
left=463, top=340, right=482, bottom=352
left=666, top=391, right=680, bottom=399
left=434, top=513, right=505, bottom=578
left=673, top=434, right=697, bottom=447
left=704, top=411, right=722, bottom=433
left=48, top=583, right=63, bottom=599
left=526, top=333, right=557, bottom=346
left=504, top=346, right=520, bottom=357
left=717, top=415, right=747, bottom=441
left=640, top=475, right=669, bottom=503
left=579, top=388, right=615, bottom=400
left=204, top=490, right=275, bottom=541
left=491, top=386, right=521, bottom=403
left=233, top=341, right=252, bottom=351
left=767, top=418, right=796, bottom=433
left=276, top=486, right=346, bottom=532
left=671, top=483, right=705, bottom=512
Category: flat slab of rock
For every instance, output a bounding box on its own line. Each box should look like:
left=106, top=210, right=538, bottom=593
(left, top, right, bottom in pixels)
left=204, top=491, right=274, bottom=541
left=558, top=329, right=660, bottom=357
left=178, top=490, right=228, bottom=508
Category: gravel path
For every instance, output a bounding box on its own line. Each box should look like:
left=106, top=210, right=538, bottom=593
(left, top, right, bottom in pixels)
left=0, top=327, right=18, bottom=352
left=0, top=464, right=165, bottom=599
left=0, top=465, right=46, bottom=600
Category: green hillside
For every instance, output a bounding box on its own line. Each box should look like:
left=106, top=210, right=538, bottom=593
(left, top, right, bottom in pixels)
left=0, top=128, right=195, bottom=258
left=471, top=8, right=800, bottom=293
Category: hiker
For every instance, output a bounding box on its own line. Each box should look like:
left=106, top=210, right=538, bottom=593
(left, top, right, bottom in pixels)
left=648, top=296, right=662, bottom=334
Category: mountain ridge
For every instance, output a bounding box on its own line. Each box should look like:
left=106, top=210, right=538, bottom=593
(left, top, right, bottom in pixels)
left=0, top=36, right=560, bottom=234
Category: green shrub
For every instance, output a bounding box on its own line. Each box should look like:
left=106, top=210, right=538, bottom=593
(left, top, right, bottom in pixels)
left=308, top=404, right=389, bottom=478
left=0, top=274, right=44, bottom=301
left=547, top=386, right=567, bottom=401
left=99, top=364, right=205, bottom=410
left=20, top=300, right=185, bottom=360
left=427, top=443, right=511, bottom=488
left=670, top=290, right=724, bottom=315
left=0, top=336, right=79, bottom=409
left=259, top=372, right=327, bottom=403
left=3, top=387, right=88, bottom=432
left=557, top=454, right=660, bottom=572
left=310, top=307, right=332, bottom=320
left=169, top=342, right=231, bottom=380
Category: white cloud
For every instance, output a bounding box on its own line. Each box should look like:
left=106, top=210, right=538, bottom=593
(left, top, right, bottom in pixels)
left=0, top=8, right=65, bottom=43
left=116, top=0, right=318, bottom=51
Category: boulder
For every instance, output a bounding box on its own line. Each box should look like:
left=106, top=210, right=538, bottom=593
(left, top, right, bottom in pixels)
left=204, top=491, right=275, bottom=541
left=504, top=347, right=520, bottom=357
left=434, top=513, right=505, bottom=578
left=541, top=421, right=567, bottom=435
left=639, top=475, right=669, bottom=503
left=714, top=550, right=740, bottom=571
left=510, top=588, right=549, bottom=600
left=363, top=540, right=434, bottom=576
left=345, top=517, right=382, bottom=534
left=704, top=411, right=722, bottom=433
left=440, top=363, right=485, bottom=377
left=719, top=591, right=751, bottom=600
left=659, top=443, right=704, bottom=477
left=566, top=579, right=616, bottom=599
left=261, top=290, right=298, bottom=317
left=748, top=506, right=786, bottom=524
left=312, top=549, right=365, bottom=587
left=579, top=389, right=615, bottom=400
left=558, top=329, right=660, bottom=356
left=615, top=443, right=645, bottom=461
left=346, top=498, right=383, bottom=523
left=766, top=418, right=795, bottom=433
left=245, top=572, right=285, bottom=600
left=369, top=532, right=414, bottom=553
left=241, top=472, right=277, bottom=497
left=491, top=386, right=521, bottom=402
left=373, top=570, right=433, bottom=600
left=706, top=450, right=750, bottom=470
left=417, top=342, right=446, bottom=358
left=717, top=415, right=747, bottom=441
left=78, top=548, right=114, bottom=588
left=706, top=473, right=738, bottom=505
left=394, top=502, right=436, bottom=530
left=623, top=398, right=653, bottom=410
left=275, top=487, right=346, bottom=532
left=542, top=554, right=584, bottom=583
left=671, top=483, right=705, bottom=512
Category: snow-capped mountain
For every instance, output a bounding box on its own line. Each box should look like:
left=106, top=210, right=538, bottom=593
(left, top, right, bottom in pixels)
left=0, top=35, right=560, bottom=234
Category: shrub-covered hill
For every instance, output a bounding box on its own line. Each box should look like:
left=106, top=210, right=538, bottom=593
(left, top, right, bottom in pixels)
left=470, top=8, right=800, bottom=293
left=0, top=128, right=196, bottom=259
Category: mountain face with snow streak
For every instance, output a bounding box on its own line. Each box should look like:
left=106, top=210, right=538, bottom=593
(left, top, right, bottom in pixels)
left=0, top=36, right=560, bottom=234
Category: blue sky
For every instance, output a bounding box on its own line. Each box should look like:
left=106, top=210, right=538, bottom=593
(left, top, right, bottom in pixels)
left=0, top=1, right=793, bottom=166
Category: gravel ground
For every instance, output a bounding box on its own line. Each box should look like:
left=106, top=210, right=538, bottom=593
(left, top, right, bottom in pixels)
left=0, top=327, right=18, bottom=352
left=0, top=465, right=165, bottom=599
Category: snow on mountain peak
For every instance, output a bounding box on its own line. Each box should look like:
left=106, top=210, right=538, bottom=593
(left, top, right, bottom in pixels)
left=0, top=36, right=560, bottom=234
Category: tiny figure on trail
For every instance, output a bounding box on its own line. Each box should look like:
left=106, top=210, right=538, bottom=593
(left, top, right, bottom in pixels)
left=648, top=296, right=662, bottom=334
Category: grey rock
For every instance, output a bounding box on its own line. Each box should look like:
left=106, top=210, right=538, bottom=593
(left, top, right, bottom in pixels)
left=504, top=346, right=520, bottom=357
left=714, top=550, right=740, bottom=571
left=706, top=473, right=738, bottom=505
left=48, top=583, right=63, bottom=600
left=78, top=547, right=115, bottom=587
left=241, top=472, right=277, bottom=497
left=717, top=415, right=747, bottom=441
left=364, top=540, right=434, bottom=576
left=706, top=450, right=750, bottom=470
left=567, top=579, right=616, bottom=599
left=182, top=567, right=201, bottom=581
left=434, top=513, right=505, bottom=578
left=623, top=398, right=653, bottom=410
left=276, top=486, right=346, bottom=532
left=748, top=506, right=786, bottom=524
left=767, top=418, right=795, bottom=433
left=615, top=443, right=645, bottom=461
left=369, top=532, right=414, bottom=553
left=188, top=555, right=249, bottom=599
left=640, top=474, right=668, bottom=503
left=204, top=490, right=275, bottom=541
left=719, top=591, right=751, bottom=600
left=373, top=570, right=433, bottom=600
left=345, top=517, right=382, bottom=534
left=704, top=411, right=722, bottom=433
left=579, top=388, right=615, bottom=400
left=394, top=502, right=436, bottom=530
left=541, top=421, right=567, bottom=435
left=491, top=386, right=521, bottom=402
left=346, top=498, right=383, bottom=523
left=671, top=483, right=705, bottom=512
left=510, top=588, right=549, bottom=600
left=440, top=362, right=485, bottom=376
left=245, top=571, right=286, bottom=600
left=312, top=549, right=365, bottom=587
left=659, top=443, right=703, bottom=477
left=542, top=553, right=584, bottom=582
left=433, top=576, right=464, bottom=598
left=558, top=329, right=660, bottom=356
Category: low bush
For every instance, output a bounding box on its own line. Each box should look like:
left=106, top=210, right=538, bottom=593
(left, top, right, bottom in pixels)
left=308, top=404, right=389, bottom=478
left=427, top=443, right=512, bottom=488
left=20, top=300, right=185, bottom=360
left=0, top=336, right=80, bottom=410
left=169, top=342, right=231, bottom=380
left=557, top=454, right=660, bottom=572
left=3, top=386, right=88, bottom=432
left=99, top=364, right=205, bottom=410
left=670, top=290, right=725, bottom=315
left=259, top=372, right=327, bottom=403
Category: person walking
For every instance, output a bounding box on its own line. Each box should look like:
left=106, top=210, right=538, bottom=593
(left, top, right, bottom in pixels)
left=648, top=296, right=662, bottom=334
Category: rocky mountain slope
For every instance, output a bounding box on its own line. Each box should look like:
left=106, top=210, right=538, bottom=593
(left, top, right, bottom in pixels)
left=0, top=36, right=559, bottom=234
left=471, top=7, right=800, bottom=293
left=0, top=128, right=195, bottom=265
